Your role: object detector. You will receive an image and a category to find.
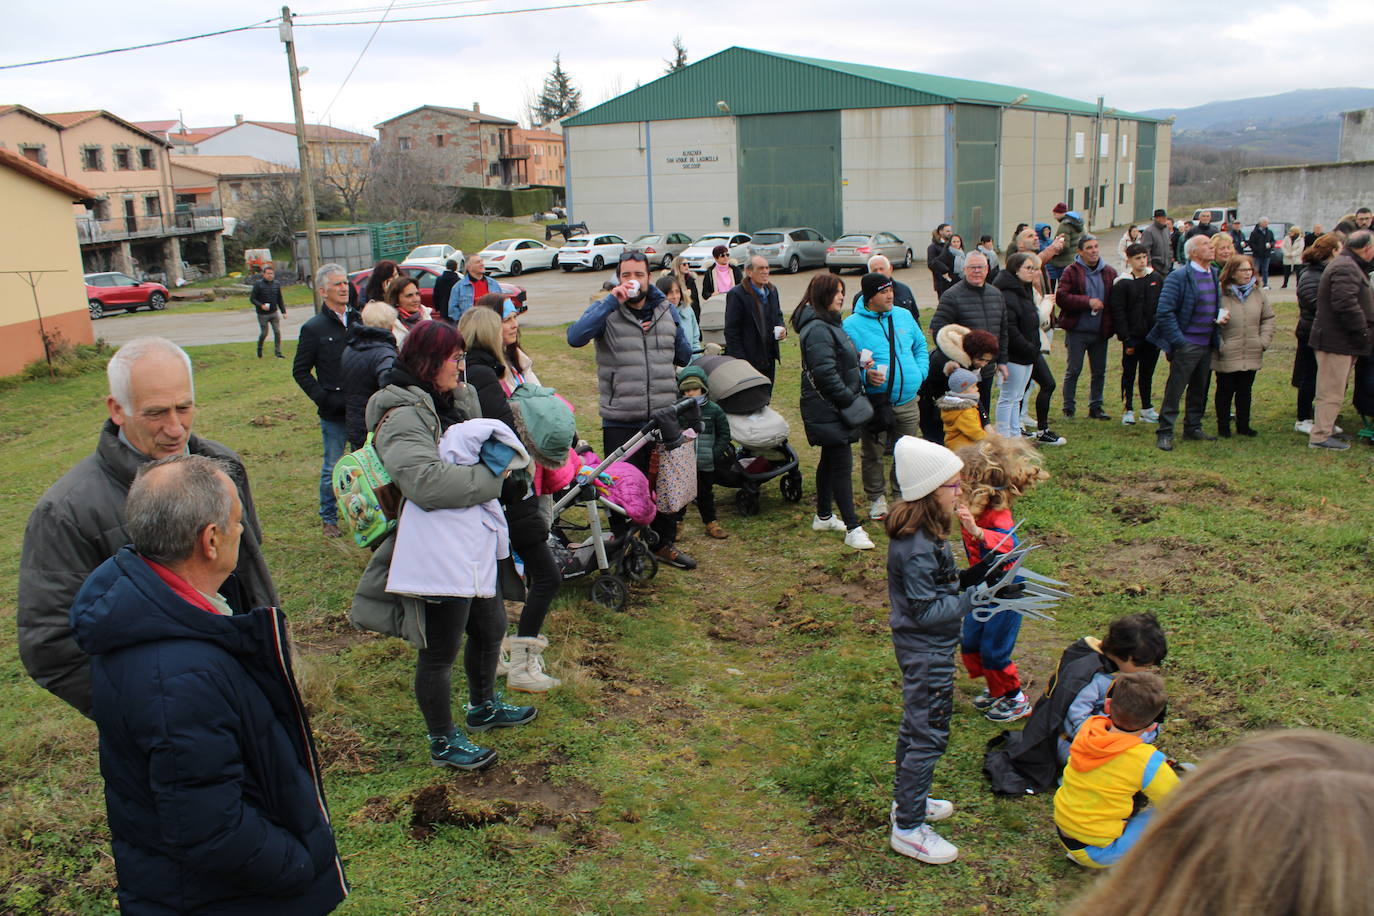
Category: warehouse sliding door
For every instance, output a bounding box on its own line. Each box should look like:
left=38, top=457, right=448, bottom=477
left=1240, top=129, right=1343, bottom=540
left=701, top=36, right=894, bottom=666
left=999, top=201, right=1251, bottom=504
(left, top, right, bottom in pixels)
left=1135, top=122, right=1157, bottom=222
left=953, top=104, right=999, bottom=245
left=737, top=111, right=841, bottom=239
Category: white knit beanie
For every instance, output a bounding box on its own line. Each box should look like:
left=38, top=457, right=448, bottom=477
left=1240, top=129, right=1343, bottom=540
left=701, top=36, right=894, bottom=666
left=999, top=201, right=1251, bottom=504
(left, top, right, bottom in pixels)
left=893, top=435, right=964, bottom=501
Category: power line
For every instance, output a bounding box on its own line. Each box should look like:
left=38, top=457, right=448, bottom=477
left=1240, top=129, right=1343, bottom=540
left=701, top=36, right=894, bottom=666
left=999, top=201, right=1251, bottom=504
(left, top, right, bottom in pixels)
left=0, top=19, right=278, bottom=71
left=318, top=0, right=397, bottom=123
left=294, top=0, right=499, bottom=17
left=293, top=0, right=649, bottom=27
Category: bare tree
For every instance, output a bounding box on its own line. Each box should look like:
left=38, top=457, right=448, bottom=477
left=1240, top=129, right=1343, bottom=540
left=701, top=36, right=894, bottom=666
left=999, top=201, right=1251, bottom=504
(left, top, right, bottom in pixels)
left=238, top=166, right=307, bottom=260
left=321, top=144, right=374, bottom=223
left=364, top=147, right=451, bottom=229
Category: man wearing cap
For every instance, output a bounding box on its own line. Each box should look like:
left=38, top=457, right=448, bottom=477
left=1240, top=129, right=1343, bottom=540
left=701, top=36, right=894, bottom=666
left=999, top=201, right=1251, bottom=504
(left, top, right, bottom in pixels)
left=1048, top=204, right=1085, bottom=289
left=865, top=254, right=920, bottom=325
left=843, top=272, right=931, bottom=520
left=725, top=255, right=785, bottom=381
left=1141, top=210, right=1175, bottom=275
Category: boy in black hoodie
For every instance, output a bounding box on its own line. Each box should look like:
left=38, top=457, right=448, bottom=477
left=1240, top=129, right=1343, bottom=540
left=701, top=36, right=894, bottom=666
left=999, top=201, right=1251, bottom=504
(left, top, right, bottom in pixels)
left=1110, top=243, right=1164, bottom=425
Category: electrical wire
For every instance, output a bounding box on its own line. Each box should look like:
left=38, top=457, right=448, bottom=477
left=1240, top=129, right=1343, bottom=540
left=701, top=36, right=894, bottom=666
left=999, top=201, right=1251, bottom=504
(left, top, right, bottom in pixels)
left=293, top=0, right=649, bottom=26
left=294, top=0, right=499, bottom=17
left=318, top=0, right=397, bottom=123
left=0, top=19, right=278, bottom=71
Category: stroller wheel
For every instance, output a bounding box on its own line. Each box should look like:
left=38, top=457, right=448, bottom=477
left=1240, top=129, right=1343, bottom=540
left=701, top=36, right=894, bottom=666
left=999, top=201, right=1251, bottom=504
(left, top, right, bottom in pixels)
left=734, top=487, right=761, bottom=516
left=619, top=536, right=659, bottom=583
left=780, top=470, right=804, bottom=503
left=590, top=574, right=629, bottom=612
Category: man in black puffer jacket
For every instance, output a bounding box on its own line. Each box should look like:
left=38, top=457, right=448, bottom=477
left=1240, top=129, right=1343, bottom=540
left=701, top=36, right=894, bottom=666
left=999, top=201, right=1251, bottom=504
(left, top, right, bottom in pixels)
left=1292, top=238, right=1336, bottom=433
left=293, top=264, right=351, bottom=537
left=1110, top=243, right=1164, bottom=425
left=928, top=251, right=1009, bottom=419
left=71, top=456, right=347, bottom=915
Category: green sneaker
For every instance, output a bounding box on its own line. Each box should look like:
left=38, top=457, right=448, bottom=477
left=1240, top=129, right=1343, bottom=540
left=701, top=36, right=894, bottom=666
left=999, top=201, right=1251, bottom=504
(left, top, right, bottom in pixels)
left=465, top=697, right=537, bottom=732
left=428, top=731, right=497, bottom=770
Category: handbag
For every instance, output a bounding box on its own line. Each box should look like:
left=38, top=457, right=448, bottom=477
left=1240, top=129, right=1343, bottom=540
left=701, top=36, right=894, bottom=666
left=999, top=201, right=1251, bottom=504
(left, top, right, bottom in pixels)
left=650, top=438, right=699, bottom=514
left=803, top=359, right=874, bottom=429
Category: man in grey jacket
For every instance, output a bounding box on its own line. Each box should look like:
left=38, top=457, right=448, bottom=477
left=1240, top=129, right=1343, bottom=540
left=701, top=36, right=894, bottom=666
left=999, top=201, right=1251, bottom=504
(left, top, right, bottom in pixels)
left=18, top=337, right=277, bottom=716
left=1141, top=210, right=1175, bottom=275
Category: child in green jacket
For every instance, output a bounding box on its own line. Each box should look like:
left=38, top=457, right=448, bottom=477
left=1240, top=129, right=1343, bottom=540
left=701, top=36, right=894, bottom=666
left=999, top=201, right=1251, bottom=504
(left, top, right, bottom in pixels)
left=678, top=367, right=732, bottom=539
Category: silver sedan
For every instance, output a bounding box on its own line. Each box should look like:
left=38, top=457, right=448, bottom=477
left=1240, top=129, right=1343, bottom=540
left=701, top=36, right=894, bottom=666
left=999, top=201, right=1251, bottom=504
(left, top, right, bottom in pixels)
left=825, top=232, right=914, bottom=273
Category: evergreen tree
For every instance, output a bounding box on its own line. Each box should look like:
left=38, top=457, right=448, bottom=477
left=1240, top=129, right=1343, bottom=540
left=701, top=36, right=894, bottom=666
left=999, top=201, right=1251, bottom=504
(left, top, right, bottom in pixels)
left=531, top=55, right=582, bottom=126
left=665, top=36, right=688, bottom=73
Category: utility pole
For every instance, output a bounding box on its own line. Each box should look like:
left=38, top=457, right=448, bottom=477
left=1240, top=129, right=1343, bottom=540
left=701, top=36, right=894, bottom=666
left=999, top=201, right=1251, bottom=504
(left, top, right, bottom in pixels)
left=281, top=6, right=322, bottom=312
left=1088, top=95, right=1103, bottom=232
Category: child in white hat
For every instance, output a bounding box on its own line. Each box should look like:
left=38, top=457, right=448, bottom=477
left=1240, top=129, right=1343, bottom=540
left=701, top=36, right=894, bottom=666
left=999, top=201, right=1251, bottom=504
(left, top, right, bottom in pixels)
left=885, top=435, right=969, bottom=865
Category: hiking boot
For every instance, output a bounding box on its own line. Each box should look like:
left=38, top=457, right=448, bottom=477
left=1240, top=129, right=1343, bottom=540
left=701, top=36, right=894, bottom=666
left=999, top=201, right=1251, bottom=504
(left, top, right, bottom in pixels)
left=1184, top=430, right=1217, bottom=442
left=1062, top=408, right=1076, bottom=419
left=1139, top=407, right=1160, bottom=423
left=812, top=514, right=847, bottom=532
left=890, top=799, right=954, bottom=826
left=465, top=697, right=537, bottom=732
left=869, top=496, right=889, bottom=520
left=1237, top=426, right=1258, bottom=437
left=1309, top=437, right=1351, bottom=451
left=890, top=823, right=958, bottom=864
left=322, top=521, right=342, bottom=538
left=985, top=693, right=1032, bottom=722
left=1156, top=435, right=1174, bottom=451
left=654, top=545, right=697, bottom=570
left=429, top=731, right=497, bottom=770
left=844, top=527, right=876, bottom=550
left=971, top=688, right=998, bottom=710
left=704, top=521, right=729, bottom=539
left=1121, top=409, right=1135, bottom=426
left=1032, top=428, right=1066, bottom=446
left=1088, top=408, right=1112, bottom=421
left=506, top=635, right=561, bottom=693
left=495, top=636, right=511, bottom=677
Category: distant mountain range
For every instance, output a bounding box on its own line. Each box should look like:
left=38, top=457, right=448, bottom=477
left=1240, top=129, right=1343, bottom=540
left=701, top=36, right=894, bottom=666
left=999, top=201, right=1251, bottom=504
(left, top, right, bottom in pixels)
left=1141, top=88, right=1374, bottom=162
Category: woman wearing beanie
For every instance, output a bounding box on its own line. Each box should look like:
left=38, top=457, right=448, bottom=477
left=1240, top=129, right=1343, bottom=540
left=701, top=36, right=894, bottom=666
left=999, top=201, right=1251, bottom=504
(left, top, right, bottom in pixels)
left=886, top=435, right=970, bottom=865
left=792, top=273, right=875, bottom=550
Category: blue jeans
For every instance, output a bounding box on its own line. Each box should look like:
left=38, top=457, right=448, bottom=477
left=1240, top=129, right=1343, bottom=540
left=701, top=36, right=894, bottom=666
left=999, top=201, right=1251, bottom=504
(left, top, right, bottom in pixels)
left=1063, top=808, right=1156, bottom=868
left=995, top=362, right=1034, bottom=436
left=319, top=417, right=347, bottom=523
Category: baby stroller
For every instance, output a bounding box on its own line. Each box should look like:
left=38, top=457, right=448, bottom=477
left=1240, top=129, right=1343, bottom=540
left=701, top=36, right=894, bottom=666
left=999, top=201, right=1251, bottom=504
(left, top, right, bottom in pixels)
left=696, top=355, right=804, bottom=516
left=548, top=398, right=697, bottom=611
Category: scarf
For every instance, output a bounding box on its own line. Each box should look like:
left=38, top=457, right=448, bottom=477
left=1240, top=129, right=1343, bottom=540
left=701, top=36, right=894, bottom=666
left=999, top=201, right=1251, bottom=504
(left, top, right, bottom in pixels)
left=1230, top=278, right=1257, bottom=302
left=389, top=360, right=465, bottom=430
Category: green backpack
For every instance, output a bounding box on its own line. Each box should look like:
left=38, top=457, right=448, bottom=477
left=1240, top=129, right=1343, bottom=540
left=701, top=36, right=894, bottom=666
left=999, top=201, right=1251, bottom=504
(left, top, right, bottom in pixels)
left=332, top=410, right=402, bottom=549
left=509, top=383, right=577, bottom=464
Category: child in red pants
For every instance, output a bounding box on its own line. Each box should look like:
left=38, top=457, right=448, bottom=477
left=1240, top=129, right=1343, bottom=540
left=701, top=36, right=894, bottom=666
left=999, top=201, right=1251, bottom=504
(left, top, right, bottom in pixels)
left=953, top=436, right=1049, bottom=722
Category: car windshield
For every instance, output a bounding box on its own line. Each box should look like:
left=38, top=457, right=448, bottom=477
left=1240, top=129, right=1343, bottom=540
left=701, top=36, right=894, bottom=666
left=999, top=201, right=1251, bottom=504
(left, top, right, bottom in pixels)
left=485, top=240, right=515, bottom=251
left=410, top=245, right=446, bottom=258
left=633, top=235, right=662, bottom=245
left=692, top=235, right=729, bottom=246
left=835, top=235, right=870, bottom=245
left=752, top=233, right=784, bottom=244
left=565, top=237, right=591, bottom=246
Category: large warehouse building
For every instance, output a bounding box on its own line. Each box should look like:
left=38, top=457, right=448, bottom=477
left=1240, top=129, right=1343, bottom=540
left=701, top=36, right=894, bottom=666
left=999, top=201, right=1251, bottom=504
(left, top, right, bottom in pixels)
left=563, top=48, right=1171, bottom=254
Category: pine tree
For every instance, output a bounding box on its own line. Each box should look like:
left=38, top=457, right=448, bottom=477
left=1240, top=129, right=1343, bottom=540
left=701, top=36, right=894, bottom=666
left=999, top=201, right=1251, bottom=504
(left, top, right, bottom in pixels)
left=531, top=55, right=582, bottom=126
left=665, top=36, right=688, bottom=73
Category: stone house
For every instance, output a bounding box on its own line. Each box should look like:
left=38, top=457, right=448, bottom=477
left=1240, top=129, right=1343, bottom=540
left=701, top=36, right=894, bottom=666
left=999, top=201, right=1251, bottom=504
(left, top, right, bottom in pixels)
left=374, top=104, right=526, bottom=188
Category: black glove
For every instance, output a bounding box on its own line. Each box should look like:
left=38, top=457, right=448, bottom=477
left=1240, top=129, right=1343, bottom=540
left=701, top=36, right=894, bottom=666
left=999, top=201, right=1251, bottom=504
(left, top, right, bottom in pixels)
left=959, top=549, right=1007, bottom=590
left=651, top=405, right=682, bottom=443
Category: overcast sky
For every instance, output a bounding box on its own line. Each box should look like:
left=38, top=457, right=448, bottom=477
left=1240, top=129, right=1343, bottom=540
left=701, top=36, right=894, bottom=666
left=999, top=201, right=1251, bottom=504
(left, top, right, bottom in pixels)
left=3, top=0, right=1372, bottom=134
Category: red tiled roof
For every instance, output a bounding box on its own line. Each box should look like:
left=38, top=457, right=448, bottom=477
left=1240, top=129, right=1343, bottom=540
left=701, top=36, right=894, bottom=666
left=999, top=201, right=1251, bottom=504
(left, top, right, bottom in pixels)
left=0, top=146, right=96, bottom=201
left=133, top=119, right=181, bottom=133
left=43, top=109, right=102, bottom=127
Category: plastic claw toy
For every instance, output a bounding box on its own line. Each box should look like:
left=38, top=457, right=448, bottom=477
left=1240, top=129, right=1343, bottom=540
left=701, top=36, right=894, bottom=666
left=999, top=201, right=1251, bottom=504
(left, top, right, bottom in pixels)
left=966, top=542, right=1071, bottom=622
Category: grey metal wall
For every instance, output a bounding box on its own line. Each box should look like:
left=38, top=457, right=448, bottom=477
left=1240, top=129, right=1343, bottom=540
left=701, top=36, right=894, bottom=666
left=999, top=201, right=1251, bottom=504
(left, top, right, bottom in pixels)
left=737, top=111, right=842, bottom=238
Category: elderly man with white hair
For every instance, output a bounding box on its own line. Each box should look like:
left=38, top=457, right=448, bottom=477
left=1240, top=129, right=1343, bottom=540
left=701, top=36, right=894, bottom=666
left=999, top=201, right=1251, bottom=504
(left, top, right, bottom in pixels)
left=18, top=336, right=277, bottom=716
left=1146, top=234, right=1223, bottom=451
left=864, top=254, right=921, bottom=325
left=293, top=263, right=352, bottom=537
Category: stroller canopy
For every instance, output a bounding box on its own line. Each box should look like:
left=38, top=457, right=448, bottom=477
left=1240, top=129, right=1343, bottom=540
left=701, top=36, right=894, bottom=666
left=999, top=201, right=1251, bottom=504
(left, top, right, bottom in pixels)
left=705, top=356, right=772, bottom=415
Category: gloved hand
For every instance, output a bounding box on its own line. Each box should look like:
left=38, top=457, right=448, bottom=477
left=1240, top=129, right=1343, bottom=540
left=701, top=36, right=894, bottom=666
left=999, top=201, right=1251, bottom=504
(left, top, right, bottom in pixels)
left=652, top=404, right=683, bottom=443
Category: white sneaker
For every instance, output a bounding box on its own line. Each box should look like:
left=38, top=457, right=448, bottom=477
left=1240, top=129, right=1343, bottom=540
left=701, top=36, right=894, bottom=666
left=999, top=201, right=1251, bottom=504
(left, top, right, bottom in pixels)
left=890, top=823, right=958, bottom=864
left=1294, top=420, right=1313, bottom=435
left=812, top=514, right=847, bottom=532
left=868, top=496, right=889, bottom=520
left=890, top=799, right=955, bottom=826
left=1121, top=410, right=1135, bottom=425
left=844, top=527, right=876, bottom=550
left=1139, top=407, right=1160, bottom=423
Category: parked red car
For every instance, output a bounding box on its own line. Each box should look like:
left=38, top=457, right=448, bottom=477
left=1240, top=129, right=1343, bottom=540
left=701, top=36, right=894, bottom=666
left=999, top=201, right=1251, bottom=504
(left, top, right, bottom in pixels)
left=347, top=263, right=526, bottom=316
left=84, top=272, right=170, bottom=320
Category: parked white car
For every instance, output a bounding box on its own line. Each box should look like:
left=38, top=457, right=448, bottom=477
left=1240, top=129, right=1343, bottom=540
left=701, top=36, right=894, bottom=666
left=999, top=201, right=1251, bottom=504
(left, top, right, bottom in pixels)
left=477, top=238, right=559, bottom=275
left=558, top=234, right=627, bottom=271
left=404, top=243, right=461, bottom=266
left=680, top=232, right=754, bottom=271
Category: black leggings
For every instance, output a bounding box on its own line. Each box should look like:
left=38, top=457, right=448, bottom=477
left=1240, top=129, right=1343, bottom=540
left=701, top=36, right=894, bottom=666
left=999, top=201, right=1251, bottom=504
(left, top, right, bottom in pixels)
left=515, top=541, right=560, bottom=637
left=1215, top=369, right=1258, bottom=432
left=1028, top=355, right=1057, bottom=429
left=414, top=595, right=507, bottom=735
left=695, top=469, right=717, bottom=524
left=815, top=442, right=859, bottom=529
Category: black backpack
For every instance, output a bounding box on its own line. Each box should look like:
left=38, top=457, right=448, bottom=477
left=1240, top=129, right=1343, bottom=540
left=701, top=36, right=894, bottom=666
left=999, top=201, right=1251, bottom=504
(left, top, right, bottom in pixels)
left=982, top=638, right=1111, bottom=796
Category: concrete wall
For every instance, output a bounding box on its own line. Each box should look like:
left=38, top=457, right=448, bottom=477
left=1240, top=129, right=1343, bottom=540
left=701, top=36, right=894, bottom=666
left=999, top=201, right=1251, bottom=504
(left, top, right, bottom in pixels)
left=839, top=106, right=943, bottom=255
left=0, top=112, right=63, bottom=172
left=567, top=117, right=740, bottom=239
left=0, top=168, right=94, bottom=376
left=196, top=123, right=299, bottom=166
left=1338, top=108, right=1374, bottom=162
left=1239, top=160, right=1374, bottom=232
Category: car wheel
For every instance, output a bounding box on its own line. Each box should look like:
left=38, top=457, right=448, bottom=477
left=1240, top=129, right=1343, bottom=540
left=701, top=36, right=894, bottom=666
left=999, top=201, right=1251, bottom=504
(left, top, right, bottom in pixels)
left=902, top=249, right=913, bottom=268
left=561, top=264, right=575, bottom=272
left=551, top=254, right=559, bottom=268
left=88, top=299, right=105, bottom=320
left=592, top=255, right=604, bottom=270
left=788, top=255, right=800, bottom=274
left=148, top=291, right=167, bottom=310
left=509, top=260, right=523, bottom=276
left=661, top=254, right=673, bottom=270
left=828, top=266, right=841, bottom=275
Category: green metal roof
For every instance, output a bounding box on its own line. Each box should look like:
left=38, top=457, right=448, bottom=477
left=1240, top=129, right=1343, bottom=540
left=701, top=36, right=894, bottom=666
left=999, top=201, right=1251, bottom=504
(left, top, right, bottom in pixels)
left=564, top=47, right=1161, bottom=127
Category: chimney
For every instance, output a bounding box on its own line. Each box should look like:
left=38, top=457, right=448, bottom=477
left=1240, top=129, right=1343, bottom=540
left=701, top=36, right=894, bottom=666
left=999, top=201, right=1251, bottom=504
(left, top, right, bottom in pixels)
left=234, top=114, right=243, bottom=125
left=472, top=102, right=480, bottom=113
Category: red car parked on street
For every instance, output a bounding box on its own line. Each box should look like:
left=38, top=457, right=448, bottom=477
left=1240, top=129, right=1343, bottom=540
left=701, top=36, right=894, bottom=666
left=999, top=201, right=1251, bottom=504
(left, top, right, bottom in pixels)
left=84, top=272, right=170, bottom=319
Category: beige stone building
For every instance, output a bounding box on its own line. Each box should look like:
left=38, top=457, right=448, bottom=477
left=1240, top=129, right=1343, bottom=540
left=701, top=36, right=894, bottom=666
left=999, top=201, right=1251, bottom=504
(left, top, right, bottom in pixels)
left=375, top=105, right=527, bottom=187
left=0, top=105, right=226, bottom=283
left=0, top=147, right=96, bottom=376
left=170, top=155, right=291, bottom=219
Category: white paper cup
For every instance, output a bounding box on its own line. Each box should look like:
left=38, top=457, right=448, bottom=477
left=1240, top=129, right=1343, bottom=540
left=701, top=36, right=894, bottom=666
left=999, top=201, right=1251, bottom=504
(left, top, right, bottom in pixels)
left=873, top=364, right=888, bottom=384
left=773, top=325, right=786, bottom=340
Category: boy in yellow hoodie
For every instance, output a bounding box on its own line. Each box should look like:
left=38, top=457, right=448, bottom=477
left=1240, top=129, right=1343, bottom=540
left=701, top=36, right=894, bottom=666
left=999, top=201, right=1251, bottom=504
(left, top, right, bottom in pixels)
left=939, top=368, right=988, bottom=450
left=1053, top=670, right=1178, bottom=868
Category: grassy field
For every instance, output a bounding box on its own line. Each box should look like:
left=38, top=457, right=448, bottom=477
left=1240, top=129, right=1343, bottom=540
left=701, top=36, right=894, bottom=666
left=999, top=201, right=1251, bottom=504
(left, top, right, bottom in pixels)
left=2, top=295, right=1372, bottom=914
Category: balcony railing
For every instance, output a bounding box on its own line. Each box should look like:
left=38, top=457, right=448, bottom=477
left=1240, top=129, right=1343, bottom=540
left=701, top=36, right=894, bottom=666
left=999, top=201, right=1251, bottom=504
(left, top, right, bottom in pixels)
left=76, top=207, right=224, bottom=244
left=498, top=142, right=531, bottom=160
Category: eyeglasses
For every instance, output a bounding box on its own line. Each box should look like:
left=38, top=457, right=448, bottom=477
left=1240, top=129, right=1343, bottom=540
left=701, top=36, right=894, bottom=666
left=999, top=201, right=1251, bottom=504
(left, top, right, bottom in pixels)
left=446, top=354, right=466, bottom=364
left=617, top=252, right=648, bottom=267
left=940, top=481, right=962, bottom=490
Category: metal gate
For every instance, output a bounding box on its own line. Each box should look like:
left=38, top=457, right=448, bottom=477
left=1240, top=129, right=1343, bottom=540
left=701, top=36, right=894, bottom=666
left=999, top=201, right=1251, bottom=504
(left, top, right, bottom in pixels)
left=737, top=112, right=841, bottom=238
left=953, top=105, right=999, bottom=244
left=1135, top=123, right=1157, bottom=222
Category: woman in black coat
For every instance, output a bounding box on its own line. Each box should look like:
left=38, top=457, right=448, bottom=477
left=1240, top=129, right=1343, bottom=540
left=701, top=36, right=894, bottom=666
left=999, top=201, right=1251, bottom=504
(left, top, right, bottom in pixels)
left=340, top=301, right=399, bottom=449
left=700, top=246, right=743, bottom=300
left=792, top=273, right=873, bottom=549
left=1293, top=234, right=1339, bottom=433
